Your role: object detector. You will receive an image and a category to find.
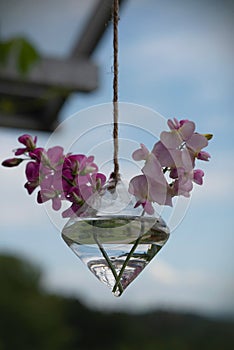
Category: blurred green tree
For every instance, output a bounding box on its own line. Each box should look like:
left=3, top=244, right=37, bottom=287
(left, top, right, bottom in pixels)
left=0, top=254, right=72, bottom=350
left=0, top=253, right=233, bottom=350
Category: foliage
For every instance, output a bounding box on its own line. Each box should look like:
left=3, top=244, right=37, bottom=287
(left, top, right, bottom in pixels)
left=0, top=254, right=233, bottom=350
left=0, top=37, right=40, bottom=75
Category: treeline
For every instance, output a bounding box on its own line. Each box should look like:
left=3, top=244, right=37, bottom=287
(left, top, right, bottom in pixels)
left=0, top=254, right=233, bottom=350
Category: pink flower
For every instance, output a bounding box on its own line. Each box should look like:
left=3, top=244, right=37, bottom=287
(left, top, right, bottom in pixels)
left=62, top=154, right=97, bottom=182
left=62, top=185, right=93, bottom=217
left=129, top=175, right=154, bottom=214
left=1, top=117, right=212, bottom=218
left=90, top=173, right=106, bottom=191
left=197, top=151, right=210, bottom=161
left=24, top=161, right=40, bottom=194
left=45, top=146, right=64, bottom=167
left=186, top=133, right=208, bottom=153
left=152, top=141, right=182, bottom=168
left=167, top=118, right=193, bottom=132
left=62, top=154, right=100, bottom=197
left=161, top=119, right=195, bottom=149
left=15, top=134, right=37, bottom=155
left=73, top=172, right=107, bottom=208
left=130, top=151, right=172, bottom=209
left=39, top=146, right=65, bottom=176
left=142, top=153, right=172, bottom=206
left=172, top=178, right=193, bottom=198
left=193, top=169, right=204, bottom=185
left=37, top=174, right=63, bottom=210
left=29, top=148, right=44, bottom=162
left=167, top=118, right=181, bottom=130
left=170, top=166, right=204, bottom=198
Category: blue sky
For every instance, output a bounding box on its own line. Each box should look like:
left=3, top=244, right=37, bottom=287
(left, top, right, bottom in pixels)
left=0, top=0, right=233, bottom=316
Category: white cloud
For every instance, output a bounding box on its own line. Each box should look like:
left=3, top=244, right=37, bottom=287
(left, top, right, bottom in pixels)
left=192, top=151, right=234, bottom=202
left=119, top=4, right=233, bottom=105
left=149, top=260, right=215, bottom=289
left=122, top=30, right=231, bottom=80
left=193, top=170, right=232, bottom=201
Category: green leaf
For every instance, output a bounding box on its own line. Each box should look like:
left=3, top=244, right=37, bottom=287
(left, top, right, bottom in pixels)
left=0, top=37, right=40, bottom=75
left=0, top=40, right=13, bottom=65
left=17, top=38, right=40, bottom=74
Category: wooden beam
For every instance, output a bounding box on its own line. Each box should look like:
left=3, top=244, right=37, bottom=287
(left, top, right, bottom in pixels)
left=71, top=0, right=127, bottom=57
left=0, top=57, right=98, bottom=93
left=0, top=111, right=56, bottom=131
left=0, top=0, right=128, bottom=131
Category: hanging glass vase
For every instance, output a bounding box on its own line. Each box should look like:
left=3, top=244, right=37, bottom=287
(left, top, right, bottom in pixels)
left=61, top=178, right=170, bottom=296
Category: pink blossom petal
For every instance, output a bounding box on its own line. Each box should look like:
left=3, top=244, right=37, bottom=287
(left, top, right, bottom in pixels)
left=193, top=169, right=204, bottom=185
left=148, top=180, right=171, bottom=206
left=141, top=154, right=172, bottom=205
left=173, top=179, right=193, bottom=197
left=18, top=134, right=36, bottom=147
left=79, top=185, right=93, bottom=202
left=77, top=174, right=90, bottom=185
left=143, top=201, right=154, bottom=215
left=24, top=181, right=38, bottom=194
left=142, top=154, right=166, bottom=185
left=152, top=141, right=182, bottom=167
left=179, top=119, right=189, bottom=127
left=170, top=168, right=178, bottom=179
left=179, top=121, right=195, bottom=141
left=181, top=179, right=193, bottom=192
left=87, top=155, right=94, bottom=163
left=167, top=118, right=180, bottom=130
left=186, top=133, right=208, bottom=152
left=91, top=173, right=106, bottom=187
left=132, top=143, right=149, bottom=161
left=181, top=149, right=194, bottom=172
left=29, top=148, right=44, bottom=162
left=14, top=148, right=26, bottom=156
left=52, top=197, right=62, bottom=211
left=62, top=203, right=82, bottom=218
left=25, top=161, right=39, bottom=181
left=160, top=131, right=182, bottom=149
left=129, top=175, right=149, bottom=199
left=197, top=151, right=210, bottom=161
left=47, top=146, right=64, bottom=165
left=15, top=134, right=37, bottom=155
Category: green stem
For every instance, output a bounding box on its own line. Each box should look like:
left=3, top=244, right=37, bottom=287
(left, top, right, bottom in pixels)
left=92, top=228, right=124, bottom=295
left=112, top=210, right=145, bottom=294
left=62, top=175, right=75, bottom=187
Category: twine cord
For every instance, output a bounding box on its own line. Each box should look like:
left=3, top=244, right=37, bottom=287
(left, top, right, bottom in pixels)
left=112, top=0, right=120, bottom=183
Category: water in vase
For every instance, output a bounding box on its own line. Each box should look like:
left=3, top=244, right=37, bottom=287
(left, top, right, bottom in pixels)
left=62, top=215, right=170, bottom=296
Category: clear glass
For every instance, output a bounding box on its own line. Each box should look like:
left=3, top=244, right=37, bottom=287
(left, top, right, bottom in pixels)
left=61, top=180, right=170, bottom=296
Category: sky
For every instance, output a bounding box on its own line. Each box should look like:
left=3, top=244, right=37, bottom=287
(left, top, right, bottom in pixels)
left=0, top=0, right=233, bottom=317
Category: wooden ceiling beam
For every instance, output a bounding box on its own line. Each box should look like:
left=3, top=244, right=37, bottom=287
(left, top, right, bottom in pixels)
left=71, top=0, right=127, bottom=58
left=0, top=57, right=98, bottom=93
left=0, top=0, right=127, bottom=131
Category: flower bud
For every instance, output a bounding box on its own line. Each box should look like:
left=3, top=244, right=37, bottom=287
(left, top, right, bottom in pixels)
left=1, top=158, right=24, bottom=167
left=203, top=134, right=213, bottom=141
left=18, top=134, right=37, bottom=149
